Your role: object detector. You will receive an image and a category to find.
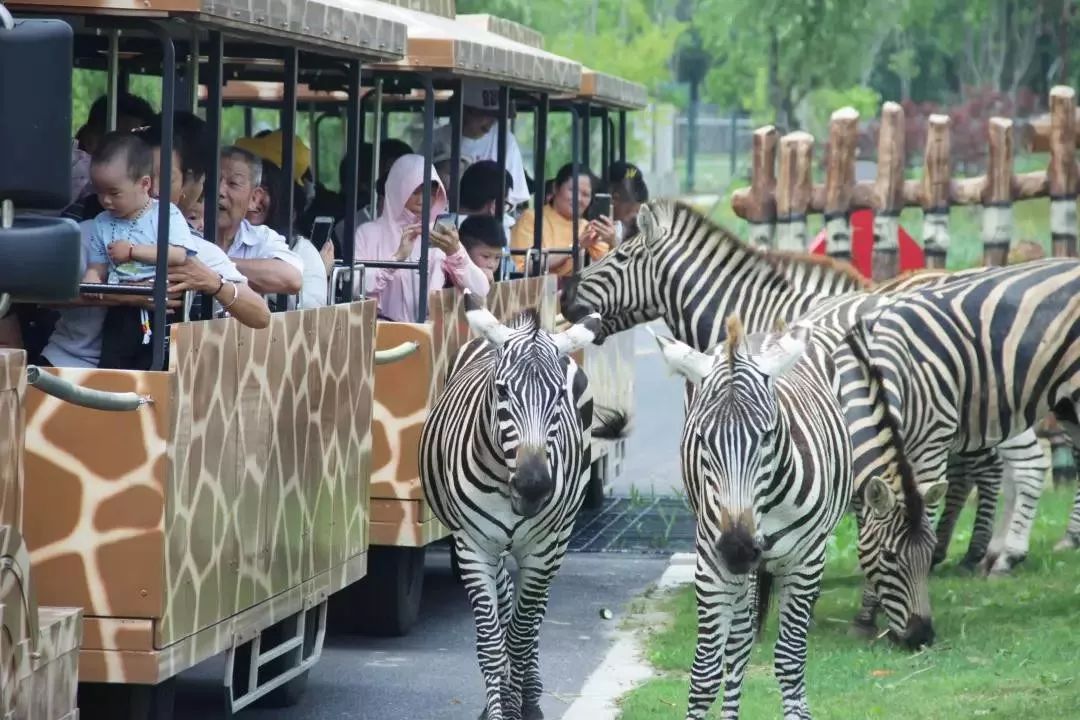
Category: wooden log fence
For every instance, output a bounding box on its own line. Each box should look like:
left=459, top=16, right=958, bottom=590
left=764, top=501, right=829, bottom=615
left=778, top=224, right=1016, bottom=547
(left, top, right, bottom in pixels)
left=731, top=85, right=1080, bottom=279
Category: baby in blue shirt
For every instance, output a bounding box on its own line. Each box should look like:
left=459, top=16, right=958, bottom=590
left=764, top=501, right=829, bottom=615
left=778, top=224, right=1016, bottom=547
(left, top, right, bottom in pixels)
left=82, top=133, right=198, bottom=285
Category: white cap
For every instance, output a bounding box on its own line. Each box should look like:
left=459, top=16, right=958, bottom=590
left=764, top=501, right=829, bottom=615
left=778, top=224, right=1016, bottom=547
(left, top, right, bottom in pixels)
left=461, top=80, right=515, bottom=117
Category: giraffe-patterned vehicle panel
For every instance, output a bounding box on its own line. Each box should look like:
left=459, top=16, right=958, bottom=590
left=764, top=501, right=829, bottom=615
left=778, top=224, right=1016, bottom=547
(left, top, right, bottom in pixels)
left=370, top=277, right=558, bottom=547
left=20, top=301, right=378, bottom=683
left=0, top=349, right=83, bottom=719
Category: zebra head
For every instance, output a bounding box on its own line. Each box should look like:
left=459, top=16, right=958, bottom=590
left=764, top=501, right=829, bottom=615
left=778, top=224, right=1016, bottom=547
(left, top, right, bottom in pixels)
left=837, top=317, right=946, bottom=650
left=464, top=291, right=601, bottom=518
left=561, top=200, right=670, bottom=341
left=653, top=314, right=812, bottom=575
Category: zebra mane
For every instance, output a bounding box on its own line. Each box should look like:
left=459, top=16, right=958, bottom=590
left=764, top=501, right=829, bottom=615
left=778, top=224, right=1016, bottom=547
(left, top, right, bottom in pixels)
left=843, top=323, right=924, bottom=526
left=651, top=200, right=870, bottom=293
left=724, top=314, right=744, bottom=370
left=508, top=308, right=543, bottom=337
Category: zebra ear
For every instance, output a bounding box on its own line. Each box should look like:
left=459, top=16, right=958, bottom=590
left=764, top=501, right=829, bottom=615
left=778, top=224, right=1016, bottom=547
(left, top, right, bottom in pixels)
left=864, top=476, right=897, bottom=516
left=463, top=289, right=512, bottom=347
left=636, top=203, right=659, bottom=242
left=754, top=323, right=812, bottom=380
left=647, top=326, right=713, bottom=385
left=920, top=479, right=948, bottom=506
left=552, top=313, right=602, bottom=356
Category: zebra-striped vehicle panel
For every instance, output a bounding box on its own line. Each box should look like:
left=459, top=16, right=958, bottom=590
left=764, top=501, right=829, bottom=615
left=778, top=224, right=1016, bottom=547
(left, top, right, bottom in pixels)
left=833, top=257, right=1080, bottom=645
left=656, top=316, right=852, bottom=720
left=419, top=293, right=600, bottom=720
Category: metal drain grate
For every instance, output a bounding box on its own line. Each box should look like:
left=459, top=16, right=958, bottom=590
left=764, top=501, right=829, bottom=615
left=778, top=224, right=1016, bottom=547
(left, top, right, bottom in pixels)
left=569, top=496, right=697, bottom=554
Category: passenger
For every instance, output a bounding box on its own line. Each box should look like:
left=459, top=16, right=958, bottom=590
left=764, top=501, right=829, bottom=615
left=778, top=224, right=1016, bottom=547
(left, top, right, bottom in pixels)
left=139, top=112, right=212, bottom=231
left=248, top=160, right=331, bottom=309
left=70, top=93, right=156, bottom=204
left=185, top=196, right=204, bottom=234
left=509, top=163, right=610, bottom=277
left=216, top=147, right=304, bottom=296
left=432, top=81, right=530, bottom=208
left=607, top=161, right=649, bottom=243
left=331, top=142, right=375, bottom=257
left=355, top=154, right=489, bottom=321
left=70, top=133, right=265, bottom=368
left=458, top=215, right=504, bottom=284
left=459, top=160, right=513, bottom=218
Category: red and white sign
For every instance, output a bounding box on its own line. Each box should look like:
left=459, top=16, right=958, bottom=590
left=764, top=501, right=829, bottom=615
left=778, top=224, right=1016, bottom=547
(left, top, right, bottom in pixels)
left=808, top=208, right=925, bottom=279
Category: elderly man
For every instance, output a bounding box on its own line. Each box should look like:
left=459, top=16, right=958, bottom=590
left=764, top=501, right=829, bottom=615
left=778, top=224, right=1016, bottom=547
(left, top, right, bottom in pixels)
left=216, top=146, right=304, bottom=296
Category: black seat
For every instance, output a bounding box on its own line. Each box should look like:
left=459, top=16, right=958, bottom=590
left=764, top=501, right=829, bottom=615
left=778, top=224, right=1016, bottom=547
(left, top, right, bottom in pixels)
left=0, top=217, right=82, bottom=301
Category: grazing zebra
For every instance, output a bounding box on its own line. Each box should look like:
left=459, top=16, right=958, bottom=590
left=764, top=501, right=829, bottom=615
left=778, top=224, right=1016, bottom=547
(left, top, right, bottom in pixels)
left=419, top=291, right=600, bottom=720
left=833, top=257, right=1080, bottom=647
left=654, top=315, right=851, bottom=720
left=559, top=201, right=1052, bottom=639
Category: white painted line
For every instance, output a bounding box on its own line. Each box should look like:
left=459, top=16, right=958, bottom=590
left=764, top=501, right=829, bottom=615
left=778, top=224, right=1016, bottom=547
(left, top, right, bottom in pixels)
left=561, top=632, right=654, bottom=720
left=560, top=554, right=697, bottom=719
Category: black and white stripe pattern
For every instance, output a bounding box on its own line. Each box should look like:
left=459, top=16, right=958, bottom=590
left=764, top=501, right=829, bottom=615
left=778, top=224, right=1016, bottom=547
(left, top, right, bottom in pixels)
left=419, top=292, right=600, bottom=720
left=561, top=200, right=870, bottom=346
left=833, top=257, right=1080, bottom=647
left=655, top=316, right=852, bottom=720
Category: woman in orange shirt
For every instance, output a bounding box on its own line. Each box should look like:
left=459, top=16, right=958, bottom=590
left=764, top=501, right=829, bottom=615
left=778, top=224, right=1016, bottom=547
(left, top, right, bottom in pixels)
left=510, top=163, right=615, bottom=276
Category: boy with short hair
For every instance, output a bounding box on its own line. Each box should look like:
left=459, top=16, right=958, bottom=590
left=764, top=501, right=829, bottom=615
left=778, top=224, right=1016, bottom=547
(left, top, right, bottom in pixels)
left=82, top=132, right=201, bottom=368
left=458, top=215, right=504, bottom=284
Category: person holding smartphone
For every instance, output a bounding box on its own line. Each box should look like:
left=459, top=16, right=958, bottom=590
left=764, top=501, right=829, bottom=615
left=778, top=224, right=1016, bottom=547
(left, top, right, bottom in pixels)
left=356, top=154, right=490, bottom=321
left=509, top=163, right=611, bottom=277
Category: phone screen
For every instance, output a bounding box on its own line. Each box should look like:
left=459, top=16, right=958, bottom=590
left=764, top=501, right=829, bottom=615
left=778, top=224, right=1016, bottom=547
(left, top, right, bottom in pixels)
left=310, top=216, right=335, bottom=249
left=588, top=193, right=612, bottom=221
left=435, top=212, right=459, bottom=232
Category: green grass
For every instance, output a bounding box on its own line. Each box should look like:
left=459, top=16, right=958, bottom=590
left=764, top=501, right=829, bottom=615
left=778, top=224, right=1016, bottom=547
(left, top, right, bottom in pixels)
left=618, top=486, right=1080, bottom=719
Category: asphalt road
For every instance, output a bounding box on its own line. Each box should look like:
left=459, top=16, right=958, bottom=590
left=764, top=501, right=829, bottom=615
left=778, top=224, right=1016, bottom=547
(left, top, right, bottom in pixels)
left=166, top=324, right=683, bottom=719
left=173, top=552, right=667, bottom=720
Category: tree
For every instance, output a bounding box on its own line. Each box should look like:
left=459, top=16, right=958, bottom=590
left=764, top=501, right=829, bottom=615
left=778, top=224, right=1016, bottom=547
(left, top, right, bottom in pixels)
left=696, top=0, right=896, bottom=129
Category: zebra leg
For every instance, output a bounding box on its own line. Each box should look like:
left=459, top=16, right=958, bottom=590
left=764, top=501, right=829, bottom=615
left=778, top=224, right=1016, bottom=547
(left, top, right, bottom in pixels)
left=456, top=538, right=510, bottom=720
left=507, top=542, right=570, bottom=720
left=685, top=554, right=738, bottom=720
left=1055, top=481, right=1080, bottom=550
left=983, top=434, right=1049, bottom=575
left=963, top=457, right=1003, bottom=570
left=718, top=581, right=755, bottom=720
left=933, top=455, right=973, bottom=568
left=774, top=560, right=825, bottom=720
left=849, top=583, right=879, bottom=639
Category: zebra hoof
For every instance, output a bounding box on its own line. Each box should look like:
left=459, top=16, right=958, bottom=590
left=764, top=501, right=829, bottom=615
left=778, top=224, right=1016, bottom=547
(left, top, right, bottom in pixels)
left=849, top=619, right=877, bottom=640
left=956, top=558, right=980, bottom=575
left=522, top=703, right=544, bottom=720
left=1054, top=533, right=1080, bottom=552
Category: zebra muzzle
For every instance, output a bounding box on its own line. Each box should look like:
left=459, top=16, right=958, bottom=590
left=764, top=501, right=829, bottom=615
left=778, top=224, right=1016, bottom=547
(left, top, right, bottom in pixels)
left=509, top=452, right=553, bottom=518
left=717, top=507, right=762, bottom=575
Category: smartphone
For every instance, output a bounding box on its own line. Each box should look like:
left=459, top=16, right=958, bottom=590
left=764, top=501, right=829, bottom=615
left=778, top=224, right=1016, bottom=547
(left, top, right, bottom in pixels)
left=435, top=212, right=459, bottom=233
left=587, top=193, right=612, bottom=222
left=309, top=215, right=335, bottom=250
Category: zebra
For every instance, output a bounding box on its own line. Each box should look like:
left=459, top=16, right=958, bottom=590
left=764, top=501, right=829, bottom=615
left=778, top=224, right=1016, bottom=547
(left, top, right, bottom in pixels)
left=558, top=200, right=1053, bottom=640
left=832, top=257, right=1080, bottom=648
left=654, top=314, right=851, bottom=720
left=419, top=290, right=601, bottom=720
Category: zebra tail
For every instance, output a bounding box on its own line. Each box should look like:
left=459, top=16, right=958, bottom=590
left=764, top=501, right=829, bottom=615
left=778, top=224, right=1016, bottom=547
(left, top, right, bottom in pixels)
left=593, top=406, right=630, bottom=439
left=753, top=570, right=773, bottom=642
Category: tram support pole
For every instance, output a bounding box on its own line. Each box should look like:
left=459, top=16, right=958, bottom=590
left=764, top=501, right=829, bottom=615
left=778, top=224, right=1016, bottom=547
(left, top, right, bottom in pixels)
left=571, top=106, right=581, bottom=274
left=147, top=22, right=175, bottom=372
left=417, top=76, right=435, bottom=322
left=448, top=78, right=463, bottom=212
left=531, top=94, right=549, bottom=277
left=618, top=110, right=627, bottom=163
left=496, top=86, right=510, bottom=221
left=201, top=31, right=224, bottom=319
left=342, top=59, right=363, bottom=304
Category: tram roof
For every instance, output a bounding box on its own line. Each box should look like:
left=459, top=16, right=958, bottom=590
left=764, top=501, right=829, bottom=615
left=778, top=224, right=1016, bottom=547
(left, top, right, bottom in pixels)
left=4, top=0, right=409, bottom=62
left=367, top=6, right=581, bottom=95
left=578, top=68, right=648, bottom=110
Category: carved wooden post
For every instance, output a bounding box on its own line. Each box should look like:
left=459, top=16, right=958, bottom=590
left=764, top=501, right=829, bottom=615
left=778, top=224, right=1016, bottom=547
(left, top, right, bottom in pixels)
left=921, top=114, right=952, bottom=269
left=775, top=131, right=814, bottom=252
left=983, top=118, right=1015, bottom=266
left=872, top=102, right=905, bottom=281
left=745, top=126, right=778, bottom=246
left=824, top=107, right=858, bottom=261
left=1048, top=86, right=1078, bottom=258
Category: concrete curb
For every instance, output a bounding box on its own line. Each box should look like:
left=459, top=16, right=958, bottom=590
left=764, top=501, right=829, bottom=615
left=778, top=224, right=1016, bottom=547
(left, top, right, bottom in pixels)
left=560, top=553, right=697, bottom=719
